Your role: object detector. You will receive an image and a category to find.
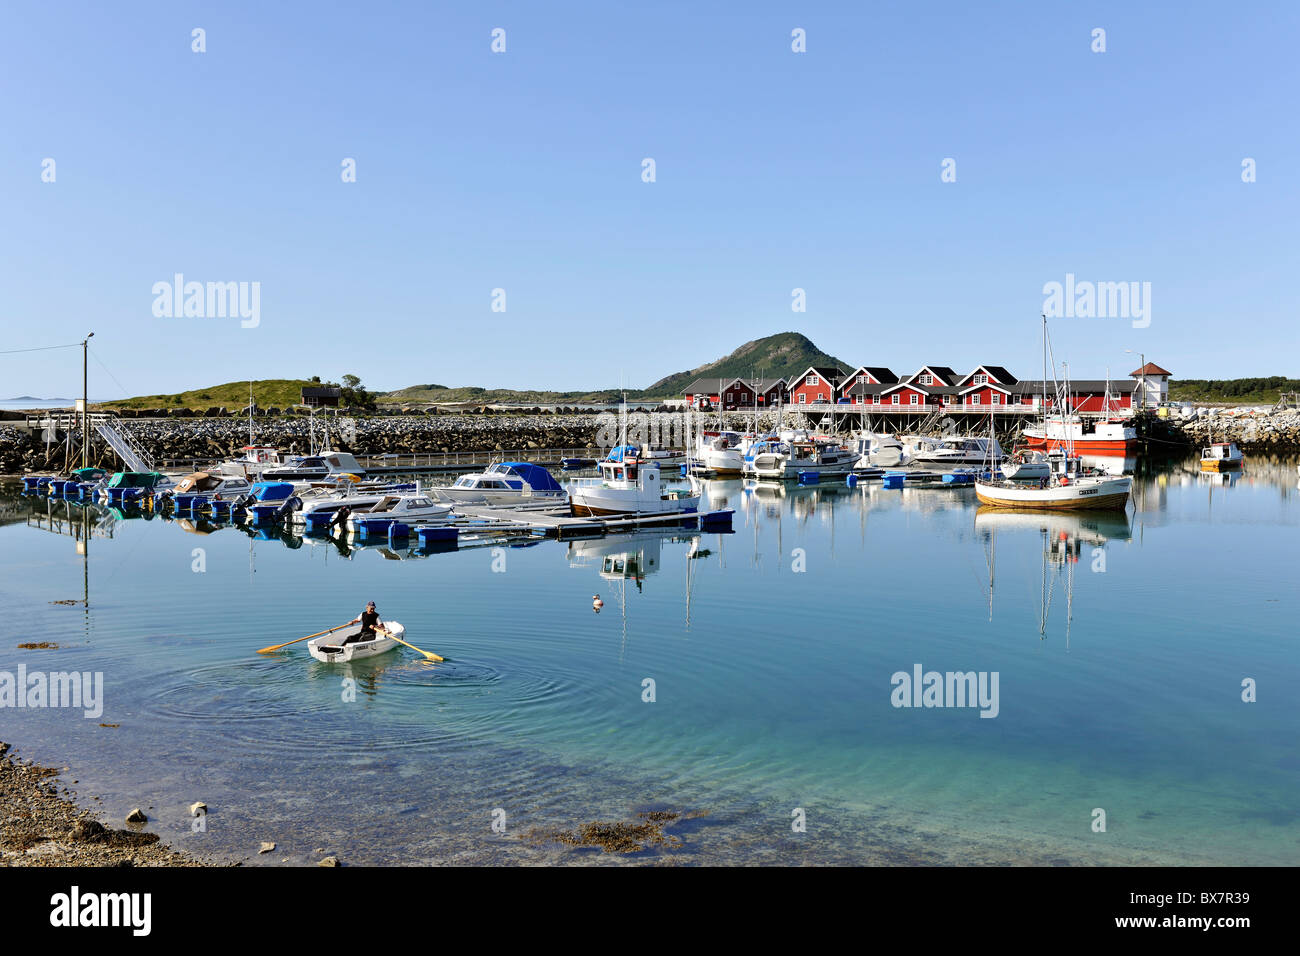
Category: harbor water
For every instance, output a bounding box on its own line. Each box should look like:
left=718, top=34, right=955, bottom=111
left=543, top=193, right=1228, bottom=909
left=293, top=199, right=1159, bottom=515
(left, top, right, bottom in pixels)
left=2, top=455, right=1297, bottom=865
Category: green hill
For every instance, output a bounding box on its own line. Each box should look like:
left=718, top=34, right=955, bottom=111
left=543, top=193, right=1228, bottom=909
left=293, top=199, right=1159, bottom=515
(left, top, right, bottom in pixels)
left=1169, top=377, right=1300, bottom=404
left=381, top=385, right=621, bottom=405
left=642, top=332, right=854, bottom=394
left=101, top=379, right=316, bottom=410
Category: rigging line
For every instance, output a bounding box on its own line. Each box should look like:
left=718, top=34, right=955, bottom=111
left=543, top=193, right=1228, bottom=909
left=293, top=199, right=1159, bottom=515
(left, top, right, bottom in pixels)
left=87, top=346, right=133, bottom=398
left=0, top=342, right=81, bottom=355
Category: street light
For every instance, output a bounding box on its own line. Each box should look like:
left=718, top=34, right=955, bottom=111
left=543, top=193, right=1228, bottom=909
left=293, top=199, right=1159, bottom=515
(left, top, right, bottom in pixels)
left=82, top=332, right=94, bottom=468
left=1125, top=349, right=1145, bottom=412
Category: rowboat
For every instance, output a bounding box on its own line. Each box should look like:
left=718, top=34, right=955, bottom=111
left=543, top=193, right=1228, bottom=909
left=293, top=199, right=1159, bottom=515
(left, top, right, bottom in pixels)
left=307, top=621, right=405, bottom=662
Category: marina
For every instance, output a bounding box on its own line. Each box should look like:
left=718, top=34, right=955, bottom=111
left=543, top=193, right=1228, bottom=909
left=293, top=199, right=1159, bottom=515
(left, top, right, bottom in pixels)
left=4, top=447, right=1298, bottom=870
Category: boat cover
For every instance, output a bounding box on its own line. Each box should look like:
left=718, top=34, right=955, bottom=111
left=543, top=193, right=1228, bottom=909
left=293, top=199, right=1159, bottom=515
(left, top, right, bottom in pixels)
left=498, top=462, right=563, bottom=492
left=249, top=481, right=296, bottom=501
left=107, top=471, right=165, bottom=488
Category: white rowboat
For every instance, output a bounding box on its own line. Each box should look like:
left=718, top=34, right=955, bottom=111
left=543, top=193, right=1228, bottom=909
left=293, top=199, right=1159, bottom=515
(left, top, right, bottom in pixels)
left=307, top=621, right=406, bottom=662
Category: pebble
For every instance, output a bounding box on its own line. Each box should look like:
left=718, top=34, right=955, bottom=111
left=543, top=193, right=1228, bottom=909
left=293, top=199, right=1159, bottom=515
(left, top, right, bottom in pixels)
left=125, top=808, right=147, bottom=823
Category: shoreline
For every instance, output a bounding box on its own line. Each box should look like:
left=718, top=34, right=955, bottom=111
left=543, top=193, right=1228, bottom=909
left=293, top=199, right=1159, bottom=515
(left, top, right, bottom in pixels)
left=0, top=740, right=207, bottom=867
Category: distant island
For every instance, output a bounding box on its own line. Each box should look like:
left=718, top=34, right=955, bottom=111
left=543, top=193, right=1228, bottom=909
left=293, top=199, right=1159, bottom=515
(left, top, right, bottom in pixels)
left=4, top=396, right=73, bottom=402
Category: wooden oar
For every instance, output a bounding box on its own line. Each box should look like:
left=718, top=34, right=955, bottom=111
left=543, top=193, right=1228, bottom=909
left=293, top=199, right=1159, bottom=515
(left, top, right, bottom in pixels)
left=257, top=622, right=352, bottom=655
left=377, top=626, right=444, bottom=662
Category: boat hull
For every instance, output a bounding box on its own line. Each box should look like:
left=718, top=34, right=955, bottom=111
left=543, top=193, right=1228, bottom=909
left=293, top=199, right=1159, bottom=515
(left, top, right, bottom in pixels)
left=1199, top=459, right=1243, bottom=472
left=1023, top=436, right=1134, bottom=454
left=570, top=499, right=700, bottom=518
left=307, top=622, right=404, bottom=662
left=975, top=478, right=1131, bottom=511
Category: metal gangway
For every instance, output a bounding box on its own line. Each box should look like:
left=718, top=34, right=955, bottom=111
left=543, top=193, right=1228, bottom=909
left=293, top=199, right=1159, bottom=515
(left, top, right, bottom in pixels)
left=94, top=418, right=155, bottom=472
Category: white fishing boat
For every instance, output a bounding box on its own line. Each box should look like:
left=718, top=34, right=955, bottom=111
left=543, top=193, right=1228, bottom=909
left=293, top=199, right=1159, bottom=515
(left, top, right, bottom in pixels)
left=569, top=458, right=701, bottom=517
left=975, top=456, right=1132, bottom=510
left=1200, top=441, right=1244, bottom=472
left=343, top=493, right=453, bottom=531
left=307, top=621, right=405, bottom=662
left=1022, top=416, right=1137, bottom=454
left=743, top=437, right=857, bottom=479
left=433, top=462, right=567, bottom=505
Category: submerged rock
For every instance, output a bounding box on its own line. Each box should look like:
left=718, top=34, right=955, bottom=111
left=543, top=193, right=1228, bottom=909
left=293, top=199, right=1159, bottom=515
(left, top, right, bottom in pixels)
left=125, top=808, right=148, bottom=824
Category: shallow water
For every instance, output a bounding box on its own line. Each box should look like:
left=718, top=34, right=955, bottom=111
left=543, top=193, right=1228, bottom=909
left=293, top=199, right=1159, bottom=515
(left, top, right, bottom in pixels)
left=2, top=455, right=1297, bottom=865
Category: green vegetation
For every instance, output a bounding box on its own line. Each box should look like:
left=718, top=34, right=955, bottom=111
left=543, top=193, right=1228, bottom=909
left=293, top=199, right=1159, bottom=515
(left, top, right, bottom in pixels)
left=1169, top=377, right=1300, bottom=404
left=101, top=379, right=317, bottom=411
left=381, top=385, right=625, bottom=405
left=641, top=331, right=854, bottom=396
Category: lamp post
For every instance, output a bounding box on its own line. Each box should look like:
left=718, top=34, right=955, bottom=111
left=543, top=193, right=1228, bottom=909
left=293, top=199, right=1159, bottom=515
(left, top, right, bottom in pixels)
left=1125, top=349, right=1145, bottom=412
left=82, top=332, right=94, bottom=468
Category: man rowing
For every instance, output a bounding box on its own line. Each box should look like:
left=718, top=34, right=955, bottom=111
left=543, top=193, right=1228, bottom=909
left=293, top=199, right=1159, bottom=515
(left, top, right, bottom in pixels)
left=347, top=601, right=384, bottom=645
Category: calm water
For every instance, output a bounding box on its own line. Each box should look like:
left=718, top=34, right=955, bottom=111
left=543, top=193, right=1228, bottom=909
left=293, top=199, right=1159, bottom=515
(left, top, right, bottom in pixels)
left=2, top=456, right=1298, bottom=865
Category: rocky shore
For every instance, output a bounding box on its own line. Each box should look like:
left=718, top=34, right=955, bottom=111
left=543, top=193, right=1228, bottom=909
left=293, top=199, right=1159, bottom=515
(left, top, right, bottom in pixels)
left=3, top=408, right=1299, bottom=474
left=0, top=741, right=203, bottom=867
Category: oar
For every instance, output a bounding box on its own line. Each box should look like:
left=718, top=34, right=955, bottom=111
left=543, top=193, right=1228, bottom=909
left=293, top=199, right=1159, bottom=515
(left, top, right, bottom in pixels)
left=377, top=626, right=444, bottom=662
left=257, top=622, right=352, bottom=655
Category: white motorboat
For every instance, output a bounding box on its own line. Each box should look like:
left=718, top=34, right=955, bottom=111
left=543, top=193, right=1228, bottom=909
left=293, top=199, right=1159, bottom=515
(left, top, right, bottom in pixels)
left=743, top=438, right=857, bottom=479
left=307, top=621, right=405, bottom=662
left=163, top=471, right=253, bottom=507
left=695, top=432, right=746, bottom=476
left=434, top=462, right=566, bottom=505
left=848, top=430, right=908, bottom=468
left=999, top=448, right=1051, bottom=480
left=261, top=450, right=367, bottom=482
left=343, top=493, right=453, bottom=531
left=287, top=486, right=407, bottom=527
left=568, top=458, right=701, bottom=517
left=907, top=435, right=1004, bottom=466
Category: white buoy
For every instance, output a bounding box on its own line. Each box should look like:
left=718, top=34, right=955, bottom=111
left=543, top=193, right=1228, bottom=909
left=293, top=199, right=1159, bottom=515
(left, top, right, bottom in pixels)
left=592, top=594, right=603, bottom=611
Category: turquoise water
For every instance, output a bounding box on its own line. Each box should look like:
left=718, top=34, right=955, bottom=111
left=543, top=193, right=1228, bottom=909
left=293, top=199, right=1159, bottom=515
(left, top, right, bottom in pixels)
left=2, top=457, right=1298, bottom=865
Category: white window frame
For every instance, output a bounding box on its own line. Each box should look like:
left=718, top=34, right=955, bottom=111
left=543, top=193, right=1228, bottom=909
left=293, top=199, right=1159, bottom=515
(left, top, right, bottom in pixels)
left=919, top=373, right=932, bottom=385
left=909, top=394, right=919, bottom=405
left=891, top=394, right=900, bottom=405
left=974, top=373, right=987, bottom=385
left=806, top=375, right=819, bottom=386
left=798, top=393, right=807, bottom=404
left=972, top=394, right=981, bottom=405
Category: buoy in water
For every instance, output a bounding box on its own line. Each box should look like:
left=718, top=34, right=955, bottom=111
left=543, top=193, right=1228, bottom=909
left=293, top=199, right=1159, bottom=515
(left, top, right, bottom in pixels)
left=592, top=594, right=604, bottom=612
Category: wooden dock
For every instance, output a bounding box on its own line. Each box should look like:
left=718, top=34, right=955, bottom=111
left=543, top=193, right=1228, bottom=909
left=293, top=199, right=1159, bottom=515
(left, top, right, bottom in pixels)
left=447, top=503, right=733, bottom=539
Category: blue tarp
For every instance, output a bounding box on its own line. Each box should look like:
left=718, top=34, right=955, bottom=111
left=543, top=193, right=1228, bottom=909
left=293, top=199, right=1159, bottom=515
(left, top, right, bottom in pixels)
left=603, top=445, right=640, bottom=462
left=498, top=462, right=563, bottom=493
left=249, top=481, right=295, bottom=501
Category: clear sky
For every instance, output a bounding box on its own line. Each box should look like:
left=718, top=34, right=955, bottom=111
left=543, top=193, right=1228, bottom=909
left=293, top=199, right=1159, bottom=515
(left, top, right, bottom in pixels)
left=2, top=1, right=1296, bottom=399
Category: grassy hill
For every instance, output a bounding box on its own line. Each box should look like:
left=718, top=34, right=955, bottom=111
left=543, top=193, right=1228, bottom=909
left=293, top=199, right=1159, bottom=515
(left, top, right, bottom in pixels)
left=1169, top=377, right=1300, bottom=404
left=98, top=333, right=859, bottom=410
left=100, top=379, right=316, bottom=410
left=381, top=385, right=622, bottom=405
left=642, top=332, right=854, bottom=395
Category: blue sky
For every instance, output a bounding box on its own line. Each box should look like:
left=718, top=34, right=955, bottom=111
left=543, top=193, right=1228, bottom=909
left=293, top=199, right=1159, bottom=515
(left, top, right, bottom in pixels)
left=2, top=1, right=1296, bottom=398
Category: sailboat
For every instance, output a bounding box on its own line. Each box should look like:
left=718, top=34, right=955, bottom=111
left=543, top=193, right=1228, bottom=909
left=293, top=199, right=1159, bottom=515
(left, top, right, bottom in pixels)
left=975, top=319, right=1132, bottom=511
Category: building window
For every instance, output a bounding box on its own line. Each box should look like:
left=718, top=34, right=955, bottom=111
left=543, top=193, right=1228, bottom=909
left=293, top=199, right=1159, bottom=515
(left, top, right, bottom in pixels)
left=858, top=374, right=866, bottom=383
left=798, top=394, right=806, bottom=404
left=975, top=373, right=987, bottom=385
left=991, top=393, right=1000, bottom=405
left=972, top=394, right=981, bottom=405
left=891, top=394, right=900, bottom=405
left=726, top=392, right=732, bottom=402
left=919, top=373, right=932, bottom=385
left=909, top=394, right=919, bottom=405
left=806, top=375, right=819, bottom=386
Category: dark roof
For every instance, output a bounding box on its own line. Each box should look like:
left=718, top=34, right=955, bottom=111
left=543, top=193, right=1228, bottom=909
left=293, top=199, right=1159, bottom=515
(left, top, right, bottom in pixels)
left=750, top=378, right=788, bottom=393
left=1130, top=363, right=1171, bottom=376
left=969, top=365, right=1018, bottom=385
left=301, top=386, right=342, bottom=398
left=796, top=366, right=845, bottom=383
left=1013, top=380, right=1136, bottom=394
left=908, top=366, right=960, bottom=386
left=683, top=379, right=721, bottom=394
left=845, top=382, right=891, bottom=396
left=849, top=366, right=899, bottom=383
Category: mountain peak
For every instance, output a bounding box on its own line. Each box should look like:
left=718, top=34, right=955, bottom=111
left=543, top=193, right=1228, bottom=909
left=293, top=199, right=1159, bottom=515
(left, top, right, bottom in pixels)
left=643, top=332, right=851, bottom=393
